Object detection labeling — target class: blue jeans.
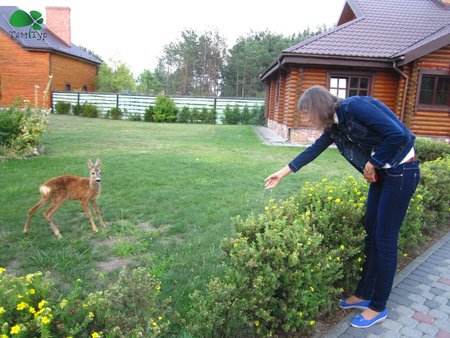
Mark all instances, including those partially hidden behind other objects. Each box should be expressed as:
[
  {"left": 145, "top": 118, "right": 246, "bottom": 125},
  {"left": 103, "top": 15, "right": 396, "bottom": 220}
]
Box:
[{"left": 355, "top": 160, "right": 420, "bottom": 312}]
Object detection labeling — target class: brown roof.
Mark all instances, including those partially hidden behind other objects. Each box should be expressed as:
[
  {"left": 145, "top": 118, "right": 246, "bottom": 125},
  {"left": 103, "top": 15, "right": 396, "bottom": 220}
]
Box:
[{"left": 261, "top": 0, "right": 450, "bottom": 81}]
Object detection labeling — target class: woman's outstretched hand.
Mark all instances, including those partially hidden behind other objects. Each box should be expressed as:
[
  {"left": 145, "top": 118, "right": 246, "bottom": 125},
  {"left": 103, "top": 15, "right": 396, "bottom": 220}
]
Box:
[{"left": 264, "top": 166, "right": 292, "bottom": 189}]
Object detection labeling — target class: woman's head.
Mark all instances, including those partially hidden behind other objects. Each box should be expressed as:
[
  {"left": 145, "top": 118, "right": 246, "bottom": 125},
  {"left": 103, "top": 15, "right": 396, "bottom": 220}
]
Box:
[{"left": 297, "top": 85, "right": 341, "bottom": 129}]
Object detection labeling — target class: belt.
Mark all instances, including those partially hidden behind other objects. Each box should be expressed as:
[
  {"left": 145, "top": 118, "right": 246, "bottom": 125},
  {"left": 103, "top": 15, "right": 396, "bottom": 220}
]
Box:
[{"left": 404, "top": 156, "right": 417, "bottom": 163}]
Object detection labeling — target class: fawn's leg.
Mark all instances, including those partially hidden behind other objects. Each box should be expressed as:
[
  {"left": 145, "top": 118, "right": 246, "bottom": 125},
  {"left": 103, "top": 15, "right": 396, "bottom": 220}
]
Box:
[
  {"left": 43, "top": 199, "right": 65, "bottom": 239},
  {"left": 80, "top": 200, "right": 98, "bottom": 232},
  {"left": 23, "top": 197, "right": 49, "bottom": 234},
  {"left": 91, "top": 199, "right": 107, "bottom": 228}
]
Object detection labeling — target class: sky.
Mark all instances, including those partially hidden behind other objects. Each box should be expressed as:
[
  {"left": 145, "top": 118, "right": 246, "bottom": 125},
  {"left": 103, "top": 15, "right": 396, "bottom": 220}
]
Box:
[{"left": 7, "top": 0, "right": 346, "bottom": 77}]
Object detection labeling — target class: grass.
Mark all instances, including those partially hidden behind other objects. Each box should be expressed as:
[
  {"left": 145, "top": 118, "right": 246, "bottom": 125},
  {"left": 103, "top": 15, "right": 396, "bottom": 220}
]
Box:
[{"left": 0, "top": 114, "right": 355, "bottom": 318}]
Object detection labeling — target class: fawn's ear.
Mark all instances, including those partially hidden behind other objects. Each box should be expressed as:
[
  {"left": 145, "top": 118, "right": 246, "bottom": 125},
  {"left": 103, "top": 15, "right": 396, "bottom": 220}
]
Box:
[
  {"left": 87, "top": 159, "right": 94, "bottom": 169},
  {"left": 95, "top": 158, "right": 101, "bottom": 167}
]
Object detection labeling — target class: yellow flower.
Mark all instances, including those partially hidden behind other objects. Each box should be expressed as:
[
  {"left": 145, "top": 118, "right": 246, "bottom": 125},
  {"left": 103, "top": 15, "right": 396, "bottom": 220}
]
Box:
[
  {"left": 340, "top": 245, "right": 345, "bottom": 250},
  {"left": 17, "top": 301, "right": 28, "bottom": 311},
  {"left": 26, "top": 274, "right": 34, "bottom": 284},
  {"left": 335, "top": 198, "right": 341, "bottom": 204},
  {"left": 322, "top": 178, "right": 328, "bottom": 183},
  {"left": 60, "top": 299, "right": 68, "bottom": 309},
  {"left": 255, "top": 320, "right": 260, "bottom": 327},
  {"left": 0, "top": 267, "right": 5, "bottom": 273},
  {"left": 152, "top": 322, "right": 158, "bottom": 327},
  {"left": 91, "top": 333, "right": 100, "bottom": 338},
  {"left": 327, "top": 196, "right": 333, "bottom": 201},
  {"left": 41, "top": 316, "right": 51, "bottom": 324},
  {"left": 0, "top": 307, "right": 5, "bottom": 315},
  {"left": 357, "top": 257, "right": 362, "bottom": 263},
  {"left": 29, "top": 306, "right": 36, "bottom": 314},
  {"left": 309, "top": 286, "right": 314, "bottom": 292},
  {"left": 10, "top": 324, "right": 21, "bottom": 334},
  {"left": 264, "top": 206, "right": 269, "bottom": 211},
  {"left": 310, "top": 320, "right": 316, "bottom": 326},
  {"left": 28, "top": 288, "right": 36, "bottom": 295},
  {"left": 158, "top": 316, "right": 163, "bottom": 320},
  {"left": 298, "top": 312, "right": 303, "bottom": 318},
  {"left": 38, "top": 300, "right": 46, "bottom": 309},
  {"left": 89, "top": 312, "right": 95, "bottom": 319},
  {"left": 403, "top": 253, "right": 408, "bottom": 257}
]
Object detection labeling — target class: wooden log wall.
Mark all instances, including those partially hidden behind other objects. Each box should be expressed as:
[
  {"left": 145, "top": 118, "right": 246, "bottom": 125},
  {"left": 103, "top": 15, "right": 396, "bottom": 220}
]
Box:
[
  {"left": 0, "top": 31, "right": 49, "bottom": 107},
  {"left": 51, "top": 54, "right": 98, "bottom": 93},
  {"left": 410, "top": 45, "right": 450, "bottom": 137}
]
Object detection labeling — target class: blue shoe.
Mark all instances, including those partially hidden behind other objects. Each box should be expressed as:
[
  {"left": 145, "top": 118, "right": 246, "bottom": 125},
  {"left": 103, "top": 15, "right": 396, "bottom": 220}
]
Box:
[
  {"left": 339, "top": 299, "right": 370, "bottom": 310},
  {"left": 350, "top": 309, "right": 388, "bottom": 328}
]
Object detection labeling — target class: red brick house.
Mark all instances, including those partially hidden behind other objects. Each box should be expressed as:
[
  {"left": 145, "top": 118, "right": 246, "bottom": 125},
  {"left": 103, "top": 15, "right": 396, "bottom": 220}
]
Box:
[
  {"left": 0, "top": 6, "right": 101, "bottom": 108},
  {"left": 260, "top": 0, "right": 450, "bottom": 142}
]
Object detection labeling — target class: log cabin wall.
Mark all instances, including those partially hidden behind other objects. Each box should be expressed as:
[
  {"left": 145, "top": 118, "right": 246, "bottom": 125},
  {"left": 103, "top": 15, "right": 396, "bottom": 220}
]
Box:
[
  {"left": 0, "top": 31, "right": 49, "bottom": 107},
  {"left": 50, "top": 53, "right": 98, "bottom": 93},
  {"left": 409, "top": 45, "right": 450, "bottom": 137}
]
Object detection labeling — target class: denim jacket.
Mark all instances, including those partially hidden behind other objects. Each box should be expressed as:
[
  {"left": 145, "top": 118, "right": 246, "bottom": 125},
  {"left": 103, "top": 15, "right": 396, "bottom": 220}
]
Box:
[{"left": 288, "top": 96, "right": 415, "bottom": 174}]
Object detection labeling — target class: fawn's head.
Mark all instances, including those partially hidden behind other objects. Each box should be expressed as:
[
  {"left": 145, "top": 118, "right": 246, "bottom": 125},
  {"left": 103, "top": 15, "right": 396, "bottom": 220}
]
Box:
[{"left": 87, "top": 158, "right": 102, "bottom": 183}]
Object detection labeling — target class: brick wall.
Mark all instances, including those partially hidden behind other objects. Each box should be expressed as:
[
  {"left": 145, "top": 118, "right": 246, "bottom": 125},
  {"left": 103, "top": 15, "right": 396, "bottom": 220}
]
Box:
[
  {"left": 51, "top": 54, "right": 98, "bottom": 93},
  {"left": 0, "top": 31, "right": 50, "bottom": 107}
]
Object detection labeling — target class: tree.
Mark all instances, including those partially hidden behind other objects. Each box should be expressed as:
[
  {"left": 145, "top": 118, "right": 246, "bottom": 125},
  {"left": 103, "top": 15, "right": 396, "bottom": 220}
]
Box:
[
  {"left": 221, "top": 26, "right": 330, "bottom": 97},
  {"left": 137, "top": 69, "right": 163, "bottom": 94},
  {"left": 158, "top": 29, "right": 227, "bottom": 96},
  {"left": 96, "top": 59, "right": 136, "bottom": 93}
]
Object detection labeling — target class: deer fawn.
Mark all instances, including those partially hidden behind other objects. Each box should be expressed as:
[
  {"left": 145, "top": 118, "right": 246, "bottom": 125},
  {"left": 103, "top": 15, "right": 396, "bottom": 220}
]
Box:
[{"left": 23, "top": 158, "right": 107, "bottom": 239}]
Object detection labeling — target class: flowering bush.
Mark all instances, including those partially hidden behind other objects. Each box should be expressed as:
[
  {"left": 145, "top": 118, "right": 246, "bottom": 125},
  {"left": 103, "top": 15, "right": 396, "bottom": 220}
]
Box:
[
  {"left": 0, "top": 267, "right": 173, "bottom": 338},
  {"left": 0, "top": 100, "right": 49, "bottom": 159},
  {"left": 186, "top": 161, "right": 449, "bottom": 337}
]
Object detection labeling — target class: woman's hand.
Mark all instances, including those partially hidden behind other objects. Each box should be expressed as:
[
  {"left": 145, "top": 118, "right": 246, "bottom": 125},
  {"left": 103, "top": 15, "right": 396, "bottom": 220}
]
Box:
[
  {"left": 363, "top": 161, "right": 378, "bottom": 183},
  {"left": 264, "top": 166, "right": 292, "bottom": 189}
]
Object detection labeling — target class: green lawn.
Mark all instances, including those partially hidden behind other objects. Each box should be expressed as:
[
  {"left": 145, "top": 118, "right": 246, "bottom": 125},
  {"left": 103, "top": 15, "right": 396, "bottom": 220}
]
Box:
[{"left": 0, "top": 114, "right": 355, "bottom": 314}]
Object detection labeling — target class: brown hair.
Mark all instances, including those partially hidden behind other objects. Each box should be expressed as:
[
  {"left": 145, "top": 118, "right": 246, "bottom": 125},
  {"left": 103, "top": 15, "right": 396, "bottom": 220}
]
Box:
[{"left": 297, "top": 85, "right": 341, "bottom": 130}]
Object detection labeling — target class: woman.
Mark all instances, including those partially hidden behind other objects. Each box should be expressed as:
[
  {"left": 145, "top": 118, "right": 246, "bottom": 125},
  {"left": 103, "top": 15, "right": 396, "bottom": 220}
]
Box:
[{"left": 265, "top": 86, "right": 420, "bottom": 329}]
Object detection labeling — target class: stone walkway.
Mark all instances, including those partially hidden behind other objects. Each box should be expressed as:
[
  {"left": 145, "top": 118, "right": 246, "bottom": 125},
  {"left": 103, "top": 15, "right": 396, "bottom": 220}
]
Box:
[{"left": 255, "top": 126, "right": 450, "bottom": 338}]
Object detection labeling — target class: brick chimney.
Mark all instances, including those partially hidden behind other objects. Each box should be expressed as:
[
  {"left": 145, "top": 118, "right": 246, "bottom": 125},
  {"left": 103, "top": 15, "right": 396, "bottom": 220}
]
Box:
[{"left": 45, "top": 7, "right": 71, "bottom": 46}]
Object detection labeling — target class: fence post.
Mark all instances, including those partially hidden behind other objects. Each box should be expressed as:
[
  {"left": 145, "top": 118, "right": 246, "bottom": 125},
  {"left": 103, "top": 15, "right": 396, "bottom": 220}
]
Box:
[
  {"left": 213, "top": 97, "right": 217, "bottom": 112},
  {"left": 77, "top": 92, "right": 80, "bottom": 106},
  {"left": 116, "top": 94, "right": 119, "bottom": 109}
]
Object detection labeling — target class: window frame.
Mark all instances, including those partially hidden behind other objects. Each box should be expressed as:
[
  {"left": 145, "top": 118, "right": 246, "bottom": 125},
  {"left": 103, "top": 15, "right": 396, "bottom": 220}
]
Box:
[
  {"left": 416, "top": 69, "right": 450, "bottom": 111},
  {"left": 327, "top": 71, "right": 374, "bottom": 99}
]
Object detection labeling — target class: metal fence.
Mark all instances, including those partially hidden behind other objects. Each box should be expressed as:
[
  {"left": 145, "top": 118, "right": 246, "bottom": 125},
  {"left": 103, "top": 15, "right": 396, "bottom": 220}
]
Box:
[{"left": 51, "top": 92, "right": 265, "bottom": 123}]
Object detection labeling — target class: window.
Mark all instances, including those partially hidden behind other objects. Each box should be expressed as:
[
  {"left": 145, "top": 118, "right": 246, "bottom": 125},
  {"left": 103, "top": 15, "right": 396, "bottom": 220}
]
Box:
[
  {"left": 418, "top": 74, "right": 449, "bottom": 106},
  {"left": 65, "top": 82, "right": 72, "bottom": 91},
  {"left": 82, "top": 85, "right": 88, "bottom": 92},
  {"left": 329, "top": 76, "right": 371, "bottom": 98}
]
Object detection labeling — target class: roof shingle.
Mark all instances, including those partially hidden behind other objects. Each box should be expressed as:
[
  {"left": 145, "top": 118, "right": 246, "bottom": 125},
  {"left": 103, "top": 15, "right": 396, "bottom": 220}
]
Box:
[{"left": 284, "top": 0, "right": 450, "bottom": 60}]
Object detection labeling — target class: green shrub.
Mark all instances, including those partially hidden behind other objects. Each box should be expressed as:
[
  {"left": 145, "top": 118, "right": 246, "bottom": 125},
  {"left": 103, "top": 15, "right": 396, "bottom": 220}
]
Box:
[
  {"left": 81, "top": 103, "right": 99, "bottom": 118},
  {"left": 240, "top": 105, "right": 251, "bottom": 125},
  {"left": 177, "top": 106, "right": 190, "bottom": 123},
  {"left": 186, "top": 165, "right": 450, "bottom": 337},
  {"left": 0, "top": 106, "right": 24, "bottom": 146},
  {"left": 250, "top": 104, "right": 266, "bottom": 125},
  {"left": 189, "top": 108, "right": 200, "bottom": 123},
  {"left": 144, "top": 105, "right": 154, "bottom": 122},
  {"left": 207, "top": 108, "right": 217, "bottom": 124},
  {"left": 416, "top": 156, "right": 450, "bottom": 229},
  {"left": 107, "top": 107, "right": 123, "bottom": 120},
  {"left": 0, "top": 267, "right": 174, "bottom": 337},
  {"left": 153, "top": 96, "right": 177, "bottom": 123},
  {"left": 72, "top": 103, "right": 83, "bottom": 116},
  {"left": 128, "top": 113, "right": 142, "bottom": 121},
  {"left": 223, "top": 104, "right": 240, "bottom": 125},
  {"left": 0, "top": 102, "right": 48, "bottom": 159},
  {"left": 415, "top": 137, "right": 450, "bottom": 162},
  {"left": 54, "top": 101, "right": 72, "bottom": 114}
]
